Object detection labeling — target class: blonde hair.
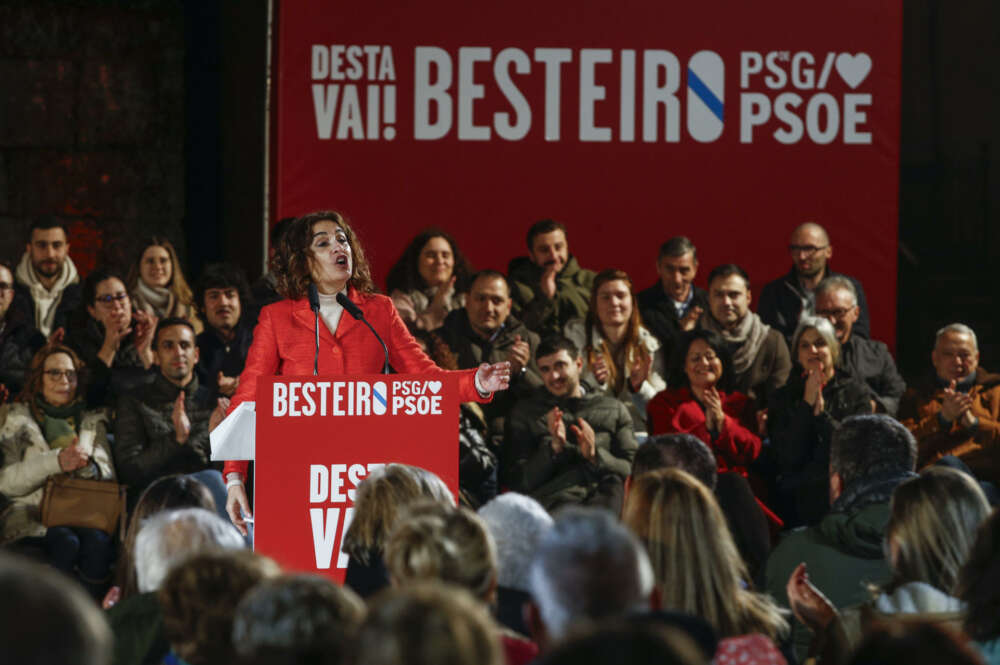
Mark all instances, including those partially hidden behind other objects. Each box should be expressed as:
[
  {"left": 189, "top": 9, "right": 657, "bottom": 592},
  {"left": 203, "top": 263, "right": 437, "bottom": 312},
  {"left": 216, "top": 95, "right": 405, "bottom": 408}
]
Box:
[
  {"left": 341, "top": 465, "right": 454, "bottom": 565},
  {"left": 385, "top": 501, "right": 497, "bottom": 601},
  {"left": 622, "top": 469, "right": 787, "bottom": 639},
  {"left": 886, "top": 466, "right": 990, "bottom": 594}
]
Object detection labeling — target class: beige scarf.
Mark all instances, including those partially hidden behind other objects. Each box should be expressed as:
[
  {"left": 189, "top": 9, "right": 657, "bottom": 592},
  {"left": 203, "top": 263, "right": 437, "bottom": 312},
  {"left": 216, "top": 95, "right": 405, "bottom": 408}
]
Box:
[{"left": 700, "top": 310, "right": 771, "bottom": 375}]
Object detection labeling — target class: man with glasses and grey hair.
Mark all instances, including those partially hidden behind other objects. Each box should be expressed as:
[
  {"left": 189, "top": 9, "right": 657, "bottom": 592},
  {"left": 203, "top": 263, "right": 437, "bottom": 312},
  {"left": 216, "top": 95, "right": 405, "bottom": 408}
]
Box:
[
  {"left": 900, "top": 323, "right": 1000, "bottom": 483},
  {"left": 758, "top": 222, "right": 871, "bottom": 344},
  {"left": 814, "top": 275, "right": 906, "bottom": 415}
]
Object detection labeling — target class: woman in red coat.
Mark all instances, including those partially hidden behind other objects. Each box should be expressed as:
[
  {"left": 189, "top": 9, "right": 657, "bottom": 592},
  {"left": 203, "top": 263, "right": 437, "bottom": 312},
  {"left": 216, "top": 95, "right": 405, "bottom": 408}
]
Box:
[
  {"left": 646, "top": 329, "right": 761, "bottom": 476},
  {"left": 223, "top": 211, "right": 510, "bottom": 533}
]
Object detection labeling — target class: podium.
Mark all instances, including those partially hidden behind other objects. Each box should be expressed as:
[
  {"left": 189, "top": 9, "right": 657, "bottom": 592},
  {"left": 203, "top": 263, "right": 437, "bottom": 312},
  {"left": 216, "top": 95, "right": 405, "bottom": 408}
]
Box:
[{"left": 215, "top": 373, "right": 460, "bottom": 582}]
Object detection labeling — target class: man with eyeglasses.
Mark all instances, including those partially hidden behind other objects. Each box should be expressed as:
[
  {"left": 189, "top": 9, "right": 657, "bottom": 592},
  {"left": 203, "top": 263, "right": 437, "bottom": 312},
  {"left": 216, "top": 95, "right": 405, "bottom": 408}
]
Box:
[
  {"left": 757, "top": 222, "right": 870, "bottom": 345},
  {"left": 815, "top": 276, "right": 905, "bottom": 416},
  {"left": 0, "top": 260, "right": 46, "bottom": 397},
  {"left": 13, "top": 216, "right": 82, "bottom": 340}
]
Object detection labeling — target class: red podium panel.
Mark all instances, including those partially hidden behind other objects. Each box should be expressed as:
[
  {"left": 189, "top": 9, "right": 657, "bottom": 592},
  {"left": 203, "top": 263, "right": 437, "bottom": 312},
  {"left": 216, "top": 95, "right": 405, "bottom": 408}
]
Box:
[{"left": 254, "top": 374, "right": 458, "bottom": 581}]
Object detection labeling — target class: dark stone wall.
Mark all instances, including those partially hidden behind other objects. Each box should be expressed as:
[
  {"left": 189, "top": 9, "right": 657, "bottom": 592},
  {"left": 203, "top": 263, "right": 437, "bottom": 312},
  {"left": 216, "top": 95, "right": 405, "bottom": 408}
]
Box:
[{"left": 0, "top": 1, "right": 185, "bottom": 276}]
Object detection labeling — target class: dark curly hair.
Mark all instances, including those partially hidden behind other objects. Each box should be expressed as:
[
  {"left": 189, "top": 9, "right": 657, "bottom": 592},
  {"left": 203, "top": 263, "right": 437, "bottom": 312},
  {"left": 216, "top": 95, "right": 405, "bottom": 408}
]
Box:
[
  {"left": 385, "top": 228, "right": 473, "bottom": 295},
  {"left": 272, "top": 211, "right": 377, "bottom": 300},
  {"left": 667, "top": 329, "right": 734, "bottom": 392},
  {"left": 194, "top": 262, "right": 253, "bottom": 324}
]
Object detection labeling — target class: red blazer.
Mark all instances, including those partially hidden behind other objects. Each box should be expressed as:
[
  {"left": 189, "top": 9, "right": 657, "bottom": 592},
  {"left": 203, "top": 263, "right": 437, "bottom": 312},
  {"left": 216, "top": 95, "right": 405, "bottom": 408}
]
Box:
[
  {"left": 646, "top": 387, "right": 762, "bottom": 475},
  {"left": 223, "top": 287, "right": 486, "bottom": 478}
]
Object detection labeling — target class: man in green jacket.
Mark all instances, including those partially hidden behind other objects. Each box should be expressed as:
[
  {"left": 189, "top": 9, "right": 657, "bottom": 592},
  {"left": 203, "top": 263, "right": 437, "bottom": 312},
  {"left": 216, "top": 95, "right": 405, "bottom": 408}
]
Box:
[
  {"left": 764, "top": 415, "right": 918, "bottom": 659},
  {"left": 507, "top": 219, "right": 596, "bottom": 338},
  {"left": 505, "top": 336, "right": 637, "bottom": 514}
]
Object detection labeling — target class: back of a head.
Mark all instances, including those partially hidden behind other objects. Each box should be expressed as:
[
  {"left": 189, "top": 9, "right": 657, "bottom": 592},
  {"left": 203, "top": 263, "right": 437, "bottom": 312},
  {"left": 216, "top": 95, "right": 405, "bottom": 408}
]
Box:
[
  {"left": 353, "top": 582, "right": 503, "bottom": 665},
  {"left": 233, "top": 574, "right": 366, "bottom": 665},
  {"left": 478, "top": 493, "right": 554, "bottom": 593},
  {"left": 529, "top": 506, "right": 653, "bottom": 640},
  {"left": 134, "top": 507, "right": 246, "bottom": 592},
  {"left": 0, "top": 552, "right": 112, "bottom": 665},
  {"left": 831, "top": 415, "right": 917, "bottom": 488},
  {"left": 160, "top": 550, "right": 281, "bottom": 665},
  {"left": 849, "top": 621, "right": 985, "bottom": 665},
  {"left": 534, "top": 621, "right": 703, "bottom": 665},
  {"left": 957, "top": 508, "right": 1000, "bottom": 643},
  {"left": 887, "top": 467, "right": 991, "bottom": 594},
  {"left": 631, "top": 435, "right": 718, "bottom": 490},
  {"left": 386, "top": 501, "right": 497, "bottom": 600},
  {"left": 342, "top": 464, "right": 455, "bottom": 564}
]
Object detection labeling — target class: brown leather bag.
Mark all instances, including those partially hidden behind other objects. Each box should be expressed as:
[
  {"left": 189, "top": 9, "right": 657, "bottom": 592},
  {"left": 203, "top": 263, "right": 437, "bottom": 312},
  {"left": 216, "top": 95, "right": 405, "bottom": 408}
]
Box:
[{"left": 39, "top": 475, "right": 127, "bottom": 537}]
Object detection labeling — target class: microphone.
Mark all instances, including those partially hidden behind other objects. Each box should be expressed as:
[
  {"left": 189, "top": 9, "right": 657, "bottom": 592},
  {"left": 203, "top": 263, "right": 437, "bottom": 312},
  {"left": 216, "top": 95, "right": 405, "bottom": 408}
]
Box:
[
  {"left": 336, "top": 292, "right": 392, "bottom": 374},
  {"left": 308, "top": 284, "right": 320, "bottom": 376}
]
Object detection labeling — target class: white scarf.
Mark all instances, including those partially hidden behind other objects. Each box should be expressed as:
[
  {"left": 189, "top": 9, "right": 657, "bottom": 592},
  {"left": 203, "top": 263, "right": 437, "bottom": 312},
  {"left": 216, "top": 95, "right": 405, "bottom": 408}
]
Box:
[{"left": 14, "top": 252, "right": 79, "bottom": 337}]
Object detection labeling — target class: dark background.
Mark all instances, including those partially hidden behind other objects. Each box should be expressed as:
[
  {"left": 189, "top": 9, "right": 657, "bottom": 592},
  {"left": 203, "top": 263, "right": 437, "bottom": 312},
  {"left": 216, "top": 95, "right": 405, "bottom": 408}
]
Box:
[{"left": 0, "top": 0, "right": 996, "bottom": 383}]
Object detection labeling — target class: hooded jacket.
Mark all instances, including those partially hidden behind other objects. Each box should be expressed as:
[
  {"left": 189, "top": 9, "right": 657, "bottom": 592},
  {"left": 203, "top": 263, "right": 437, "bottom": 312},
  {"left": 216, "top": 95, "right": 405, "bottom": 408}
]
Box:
[{"left": 507, "top": 255, "right": 595, "bottom": 338}]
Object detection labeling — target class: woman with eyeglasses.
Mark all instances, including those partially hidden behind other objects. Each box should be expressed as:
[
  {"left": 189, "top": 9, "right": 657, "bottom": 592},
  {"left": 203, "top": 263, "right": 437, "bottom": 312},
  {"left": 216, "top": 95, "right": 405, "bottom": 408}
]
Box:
[
  {"left": 767, "top": 316, "right": 871, "bottom": 527},
  {"left": 0, "top": 344, "right": 117, "bottom": 598},
  {"left": 66, "top": 268, "right": 156, "bottom": 407}
]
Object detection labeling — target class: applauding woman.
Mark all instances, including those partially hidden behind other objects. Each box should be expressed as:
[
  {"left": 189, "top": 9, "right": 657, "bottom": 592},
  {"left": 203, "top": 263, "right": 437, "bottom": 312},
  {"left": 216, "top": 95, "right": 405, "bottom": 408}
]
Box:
[
  {"left": 129, "top": 237, "right": 202, "bottom": 334},
  {"left": 222, "top": 212, "right": 509, "bottom": 534},
  {"left": 386, "top": 229, "right": 472, "bottom": 331}
]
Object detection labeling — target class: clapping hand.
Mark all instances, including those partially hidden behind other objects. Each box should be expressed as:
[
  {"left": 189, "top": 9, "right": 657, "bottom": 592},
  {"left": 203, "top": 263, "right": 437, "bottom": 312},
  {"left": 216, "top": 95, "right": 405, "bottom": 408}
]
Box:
[
  {"left": 507, "top": 335, "right": 531, "bottom": 375},
  {"left": 786, "top": 563, "right": 837, "bottom": 633},
  {"left": 568, "top": 417, "right": 596, "bottom": 460},
  {"left": 547, "top": 406, "right": 567, "bottom": 454},
  {"left": 57, "top": 438, "right": 90, "bottom": 472},
  {"left": 172, "top": 391, "right": 191, "bottom": 444},
  {"left": 629, "top": 353, "right": 653, "bottom": 392}
]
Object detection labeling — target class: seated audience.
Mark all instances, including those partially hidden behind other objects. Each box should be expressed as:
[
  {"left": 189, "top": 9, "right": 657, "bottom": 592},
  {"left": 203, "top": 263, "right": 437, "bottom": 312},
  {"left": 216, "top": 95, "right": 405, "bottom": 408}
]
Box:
[
  {"left": 899, "top": 323, "right": 1000, "bottom": 484},
  {"left": 700, "top": 264, "right": 791, "bottom": 406},
  {"left": 114, "top": 318, "right": 227, "bottom": 505},
  {"left": 787, "top": 467, "right": 991, "bottom": 662},
  {"left": 13, "top": 216, "right": 81, "bottom": 339},
  {"left": 0, "top": 260, "right": 45, "bottom": 397},
  {"left": 340, "top": 464, "right": 454, "bottom": 599},
  {"left": 0, "top": 344, "right": 116, "bottom": 597},
  {"left": 765, "top": 415, "right": 918, "bottom": 659},
  {"left": 435, "top": 270, "right": 542, "bottom": 444},
  {"left": 67, "top": 268, "right": 155, "bottom": 407},
  {"left": 815, "top": 275, "right": 906, "bottom": 415},
  {"left": 758, "top": 222, "right": 871, "bottom": 343},
  {"left": 159, "top": 550, "right": 281, "bottom": 665},
  {"left": 107, "top": 507, "right": 245, "bottom": 665},
  {"left": 564, "top": 269, "right": 666, "bottom": 437},
  {"left": 232, "top": 574, "right": 366, "bottom": 665},
  {"left": 251, "top": 217, "right": 295, "bottom": 311},
  {"left": 767, "top": 316, "right": 871, "bottom": 527},
  {"left": 636, "top": 236, "right": 708, "bottom": 364},
  {"left": 103, "top": 474, "right": 217, "bottom": 609},
  {"left": 533, "top": 621, "right": 704, "bottom": 665},
  {"left": 646, "top": 330, "right": 761, "bottom": 477},
  {"left": 387, "top": 228, "right": 472, "bottom": 331},
  {"left": 505, "top": 336, "right": 637, "bottom": 513},
  {"left": 508, "top": 219, "right": 596, "bottom": 338},
  {"left": 0, "top": 551, "right": 112, "bottom": 665},
  {"left": 194, "top": 262, "right": 255, "bottom": 400},
  {"left": 129, "top": 236, "right": 202, "bottom": 334},
  {"left": 478, "top": 493, "right": 554, "bottom": 636},
  {"left": 957, "top": 508, "right": 1000, "bottom": 665},
  {"left": 623, "top": 469, "right": 788, "bottom": 651},
  {"left": 526, "top": 506, "right": 656, "bottom": 649},
  {"left": 386, "top": 501, "right": 539, "bottom": 664},
  {"left": 849, "top": 622, "right": 987, "bottom": 665},
  {"left": 628, "top": 434, "right": 771, "bottom": 589},
  {"left": 352, "top": 583, "right": 504, "bottom": 665}
]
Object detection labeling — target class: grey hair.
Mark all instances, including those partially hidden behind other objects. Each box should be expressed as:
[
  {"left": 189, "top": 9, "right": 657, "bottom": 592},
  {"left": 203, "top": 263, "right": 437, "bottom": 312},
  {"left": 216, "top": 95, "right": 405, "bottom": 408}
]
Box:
[
  {"left": 528, "top": 507, "right": 654, "bottom": 640},
  {"left": 135, "top": 507, "right": 246, "bottom": 592},
  {"left": 831, "top": 415, "right": 917, "bottom": 488},
  {"left": 657, "top": 236, "right": 697, "bottom": 261},
  {"left": 814, "top": 275, "right": 858, "bottom": 306},
  {"left": 792, "top": 315, "right": 842, "bottom": 367},
  {"left": 477, "top": 493, "right": 554, "bottom": 593},
  {"left": 936, "top": 323, "right": 978, "bottom": 351}
]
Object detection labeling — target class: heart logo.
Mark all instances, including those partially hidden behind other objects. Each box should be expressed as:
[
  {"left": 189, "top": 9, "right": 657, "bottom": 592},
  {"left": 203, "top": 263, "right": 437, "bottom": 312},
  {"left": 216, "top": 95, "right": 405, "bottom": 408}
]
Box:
[
  {"left": 426, "top": 381, "right": 442, "bottom": 394},
  {"left": 835, "top": 53, "right": 871, "bottom": 89}
]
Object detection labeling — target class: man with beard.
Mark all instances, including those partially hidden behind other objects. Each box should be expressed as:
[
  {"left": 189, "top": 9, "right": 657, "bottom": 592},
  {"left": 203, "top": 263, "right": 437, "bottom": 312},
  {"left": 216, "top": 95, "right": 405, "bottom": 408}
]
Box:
[
  {"left": 195, "top": 263, "right": 255, "bottom": 400},
  {"left": 699, "top": 264, "right": 791, "bottom": 408},
  {"left": 758, "top": 223, "right": 870, "bottom": 344},
  {"left": 0, "top": 260, "right": 46, "bottom": 397},
  {"left": 13, "top": 217, "right": 82, "bottom": 339},
  {"left": 815, "top": 276, "right": 905, "bottom": 415},
  {"left": 506, "top": 336, "right": 637, "bottom": 513},
  {"left": 115, "top": 318, "right": 224, "bottom": 504},
  {"left": 508, "top": 220, "right": 596, "bottom": 338}
]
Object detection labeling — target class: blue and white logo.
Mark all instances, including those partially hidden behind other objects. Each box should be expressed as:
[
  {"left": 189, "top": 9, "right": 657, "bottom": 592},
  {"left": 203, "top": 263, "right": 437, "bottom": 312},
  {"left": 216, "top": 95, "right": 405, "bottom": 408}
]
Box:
[
  {"left": 687, "top": 50, "right": 724, "bottom": 143},
  {"left": 372, "top": 381, "right": 388, "bottom": 415}
]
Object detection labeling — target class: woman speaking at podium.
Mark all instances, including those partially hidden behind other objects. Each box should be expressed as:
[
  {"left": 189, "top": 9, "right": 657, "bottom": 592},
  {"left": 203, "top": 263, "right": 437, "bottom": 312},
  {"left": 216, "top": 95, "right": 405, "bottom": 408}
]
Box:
[{"left": 222, "top": 211, "right": 511, "bottom": 533}]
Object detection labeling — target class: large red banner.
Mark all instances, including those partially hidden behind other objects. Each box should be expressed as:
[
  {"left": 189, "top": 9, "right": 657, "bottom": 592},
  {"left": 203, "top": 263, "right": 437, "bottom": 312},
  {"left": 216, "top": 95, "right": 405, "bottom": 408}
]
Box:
[{"left": 273, "top": 1, "right": 901, "bottom": 345}]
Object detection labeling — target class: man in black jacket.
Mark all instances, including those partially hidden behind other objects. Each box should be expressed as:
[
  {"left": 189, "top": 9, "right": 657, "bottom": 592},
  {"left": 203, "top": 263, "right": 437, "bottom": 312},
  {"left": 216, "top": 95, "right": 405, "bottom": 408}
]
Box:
[
  {"left": 0, "top": 261, "right": 45, "bottom": 397},
  {"left": 195, "top": 263, "right": 256, "bottom": 401},
  {"left": 636, "top": 236, "right": 708, "bottom": 367},
  {"left": 758, "top": 222, "right": 870, "bottom": 343},
  {"left": 815, "top": 276, "right": 905, "bottom": 415}
]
